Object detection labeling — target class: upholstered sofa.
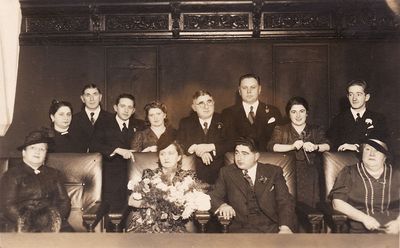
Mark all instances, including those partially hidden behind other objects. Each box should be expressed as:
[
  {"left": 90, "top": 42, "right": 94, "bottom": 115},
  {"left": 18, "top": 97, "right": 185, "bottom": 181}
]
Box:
[
  {"left": 320, "top": 151, "right": 359, "bottom": 232},
  {"left": 0, "top": 153, "right": 106, "bottom": 232},
  {"left": 224, "top": 152, "right": 324, "bottom": 233}
]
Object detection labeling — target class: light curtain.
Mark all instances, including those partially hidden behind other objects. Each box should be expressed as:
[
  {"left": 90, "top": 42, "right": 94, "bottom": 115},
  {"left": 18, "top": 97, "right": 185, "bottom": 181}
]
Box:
[{"left": 0, "top": 0, "right": 21, "bottom": 136}]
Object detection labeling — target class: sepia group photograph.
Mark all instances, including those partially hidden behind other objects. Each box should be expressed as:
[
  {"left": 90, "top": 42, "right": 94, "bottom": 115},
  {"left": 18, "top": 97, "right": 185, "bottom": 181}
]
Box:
[{"left": 0, "top": 0, "right": 399, "bottom": 247}]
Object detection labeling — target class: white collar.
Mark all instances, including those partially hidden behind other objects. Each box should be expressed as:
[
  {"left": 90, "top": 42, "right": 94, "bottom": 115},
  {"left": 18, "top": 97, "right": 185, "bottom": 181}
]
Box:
[
  {"left": 242, "top": 100, "right": 259, "bottom": 116},
  {"left": 243, "top": 163, "right": 258, "bottom": 184},
  {"left": 198, "top": 117, "right": 213, "bottom": 128},
  {"left": 350, "top": 107, "right": 366, "bottom": 120},
  {"left": 115, "top": 115, "right": 129, "bottom": 131},
  {"left": 85, "top": 106, "right": 101, "bottom": 121}
]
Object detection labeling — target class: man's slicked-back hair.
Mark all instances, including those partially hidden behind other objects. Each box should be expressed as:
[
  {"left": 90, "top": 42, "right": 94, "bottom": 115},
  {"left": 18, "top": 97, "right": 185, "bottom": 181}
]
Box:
[
  {"left": 81, "top": 83, "right": 101, "bottom": 95},
  {"left": 192, "top": 90, "right": 213, "bottom": 100},
  {"left": 239, "top": 73, "right": 261, "bottom": 86},
  {"left": 115, "top": 93, "right": 136, "bottom": 107},
  {"left": 235, "top": 136, "right": 258, "bottom": 152},
  {"left": 346, "top": 79, "right": 369, "bottom": 94}
]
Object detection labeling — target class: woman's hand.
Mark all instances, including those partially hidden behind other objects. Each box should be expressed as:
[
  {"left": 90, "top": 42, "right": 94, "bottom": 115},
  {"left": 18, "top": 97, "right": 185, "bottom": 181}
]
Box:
[
  {"left": 361, "top": 215, "right": 381, "bottom": 231},
  {"left": 292, "top": 140, "right": 304, "bottom": 150},
  {"left": 384, "top": 219, "right": 400, "bottom": 234},
  {"left": 303, "top": 142, "right": 318, "bottom": 152}
]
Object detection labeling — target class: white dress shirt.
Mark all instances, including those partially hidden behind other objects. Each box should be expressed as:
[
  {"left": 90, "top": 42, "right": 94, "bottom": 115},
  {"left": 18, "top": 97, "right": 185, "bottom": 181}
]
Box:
[
  {"left": 85, "top": 106, "right": 101, "bottom": 123},
  {"left": 115, "top": 115, "right": 130, "bottom": 131},
  {"left": 243, "top": 163, "right": 258, "bottom": 185},
  {"left": 242, "top": 100, "right": 259, "bottom": 118},
  {"left": 350, "top": 107, "right": 366, "bottom": 121}
]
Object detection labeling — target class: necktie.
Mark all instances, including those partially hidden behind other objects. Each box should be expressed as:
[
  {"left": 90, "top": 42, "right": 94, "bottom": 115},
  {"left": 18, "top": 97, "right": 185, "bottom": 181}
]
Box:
[
  {"left": 122, "top": 122, "right": 128, "bottom": 133},
  {"left": 203, "top": 122, "right": 208, "bottom": 135},
  {"left": 243, "top": 170, "right": 254, "bottom": 188},
  {"left": 356, "top": 113, "right": 361, "bottom": 123},
  {"left": 248, "top": 106, "right": 255, "bottom": 125},
  {"left": 90, "top": 112, "right": 95, "bottom": 125}
]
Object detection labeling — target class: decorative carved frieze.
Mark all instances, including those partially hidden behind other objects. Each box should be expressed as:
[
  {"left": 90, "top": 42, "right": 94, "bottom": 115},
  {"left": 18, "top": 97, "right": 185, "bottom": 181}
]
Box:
[
  {"left": 183, "top": 13, "right": 250, "bottom": 30},
  {"left": 25, "top": 16, "right": 90, "bottom": 33},
  {"left": 342, "top": 12, "right": 399, "bottom": 30},
  {"left": 105, "top": 15, "right": 169, "bottom": 32},
  {"left": 19, "top": 1, "right": 400, "bottom": 43},
  {"left": 263, "top": 13, "right": 331, "bottom": 29}
]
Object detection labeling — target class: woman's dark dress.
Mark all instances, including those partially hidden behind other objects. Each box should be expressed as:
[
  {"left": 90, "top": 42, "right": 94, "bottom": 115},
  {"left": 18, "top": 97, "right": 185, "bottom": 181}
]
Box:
[
  {"left": 267, "top": 123, "right": 329, "bottom": 207},
  {"left": 130, "top": 127, "right": 176, "bottom": 152},
  {"left": 330, "top": 163, "right": 400, "bottom": 233}
]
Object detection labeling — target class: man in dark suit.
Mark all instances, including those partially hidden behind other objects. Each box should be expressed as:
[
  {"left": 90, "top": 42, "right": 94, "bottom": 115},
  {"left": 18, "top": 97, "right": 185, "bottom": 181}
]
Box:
[
  {"left": 222, "top": 74, "right": 282, "bottom": 151},
  {"left": 209, "top": 137, "right": 295, "bottom": 233},
  {"left": 327, "top": 79, "right": 388, "bottom": 152},
  {"left": 90, "top": 93, "right": 145, "bottom": 210},
  {"left": 69, "top": 84, "right": 112, "bottom": 152},
  {"left": 177, "top": 90, "right": 231, "bottom": 184}
]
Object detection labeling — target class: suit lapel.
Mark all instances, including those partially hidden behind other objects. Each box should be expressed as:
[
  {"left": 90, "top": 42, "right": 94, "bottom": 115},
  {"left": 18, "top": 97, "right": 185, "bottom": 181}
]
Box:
[
  {"left": 237, "top": 104, "right": 252, "bottom": 126},
  {"left": 227, "top": 166, "right": 248, "bottom": 196},
  {"left": 254, "top": 164, "right": 272, "bottom": 199}
]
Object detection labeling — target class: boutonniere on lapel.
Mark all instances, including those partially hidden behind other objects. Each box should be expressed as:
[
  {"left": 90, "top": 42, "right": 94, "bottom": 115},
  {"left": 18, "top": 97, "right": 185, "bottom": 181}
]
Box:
[
  {"left": 258, "top": 176, "right": 268, "bottom": 184},
  {"left": 265, "top": 105, "right": 270, "bottom": 114},
  {"left": 216, "top": 122, "right": 223, "bottom": 129},
  {"left": 365, "top": 118, "right": 374, "bottom": 129}
]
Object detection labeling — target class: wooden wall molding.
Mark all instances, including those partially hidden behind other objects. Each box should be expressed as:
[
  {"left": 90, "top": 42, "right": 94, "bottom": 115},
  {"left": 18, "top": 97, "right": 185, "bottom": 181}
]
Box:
[{"left": 19, "top": 0, "right": 400, "bottom": 44}]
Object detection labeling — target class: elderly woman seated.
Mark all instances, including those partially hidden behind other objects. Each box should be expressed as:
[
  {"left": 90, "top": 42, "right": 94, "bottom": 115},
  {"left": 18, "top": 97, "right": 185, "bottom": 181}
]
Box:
[
  {"left": 330, "top": 133, "right": 399, "bottom": 234},
  {"left": 0, "top": 130, "right": 72, "bottom": 232}
]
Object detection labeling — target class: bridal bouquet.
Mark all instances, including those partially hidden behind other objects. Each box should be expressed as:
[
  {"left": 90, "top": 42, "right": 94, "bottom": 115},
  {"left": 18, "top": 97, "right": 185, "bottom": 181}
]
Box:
[{"left": 126, "top": 168, "right": 210, "bottom": 233}]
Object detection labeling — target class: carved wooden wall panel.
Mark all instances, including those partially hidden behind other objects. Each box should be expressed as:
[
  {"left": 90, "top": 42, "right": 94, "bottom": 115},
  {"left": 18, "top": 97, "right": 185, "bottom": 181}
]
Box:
[
  {"left": 19, "top": 0, "right": 400, "bottom": 44},
  {"left": 273, "top": 44, "right": 329, "bottom": 127},
  {"left": 158, "top": 42, "right": 273, "bottom": 128},
  {"left": 105, "top": 47, "right": 158, "bottom": 119}
]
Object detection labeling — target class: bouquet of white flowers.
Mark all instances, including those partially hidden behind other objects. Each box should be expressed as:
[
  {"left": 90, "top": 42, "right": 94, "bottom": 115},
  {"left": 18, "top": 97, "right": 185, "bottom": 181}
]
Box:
[{"left": 126, "top": 168, "right": 210, "bottom": 233}]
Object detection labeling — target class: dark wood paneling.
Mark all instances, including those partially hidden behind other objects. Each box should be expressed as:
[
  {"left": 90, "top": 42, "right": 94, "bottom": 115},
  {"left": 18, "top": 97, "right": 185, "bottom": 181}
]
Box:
[
  {"left": 273, "top": 44, "right": 329, "bottom": 127},
  {"left": 0, "top": 46, "right": 105, "bottom": 157},
  {"left": 0, "top": 41, "right": 399, "bottom": 157},
  {"left": 158, "top": 42, "right": 273, "bottom": 128},
  {"left": 105, "top": 47, "right": 158, "bottom": 119}
]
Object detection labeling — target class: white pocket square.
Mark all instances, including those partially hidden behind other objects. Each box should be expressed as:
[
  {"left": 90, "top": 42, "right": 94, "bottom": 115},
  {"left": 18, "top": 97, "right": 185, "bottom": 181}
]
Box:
[
  {"left": 267, "top": 117, "right": 276, "bottom": 124},
  {"left": 270, "top": 185, "right": 275, "bottom": 192},
  {"left": 367, "top": 125, "right": 374, "bottom": 129}
]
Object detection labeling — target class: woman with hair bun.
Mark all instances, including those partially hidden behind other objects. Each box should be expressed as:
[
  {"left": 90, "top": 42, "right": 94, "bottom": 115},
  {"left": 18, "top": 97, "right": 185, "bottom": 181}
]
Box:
[{"left": 45, "top": 99, "right": 85, "bottom": 153}]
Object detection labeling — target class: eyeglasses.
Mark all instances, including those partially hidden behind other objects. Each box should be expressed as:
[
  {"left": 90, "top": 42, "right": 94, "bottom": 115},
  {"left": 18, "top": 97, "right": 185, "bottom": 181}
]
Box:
[
  {"left": 196, "top": 99, "right": 214, "bottom": 108},
  {"left": 27, "top": 146, "right": 47, "bottom": 152}
]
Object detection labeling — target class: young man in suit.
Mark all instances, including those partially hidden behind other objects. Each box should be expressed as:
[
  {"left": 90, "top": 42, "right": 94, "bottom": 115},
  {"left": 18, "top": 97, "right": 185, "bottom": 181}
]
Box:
[
  {"left": 69, "top": 84, "right": 112, "bottom": 152},
  {"left": 177, "top": 90, "right": 231, "bottom": 184},
  {"left": 327, "top": 79, "right": 388, "bottom": 152},
  {"left": 209, "top": 137, "right": 295, "bottom": 233},
  {"left": 222, "top": 74, "right": 282, "bottom": 151},
  {"left": 90, "top": 93, "right": 145, "bottom": 210}
]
